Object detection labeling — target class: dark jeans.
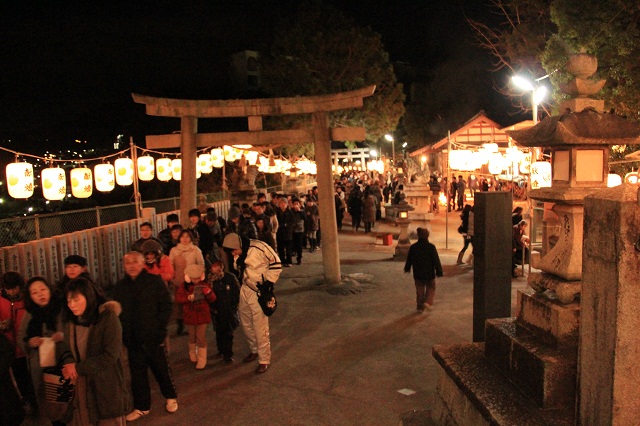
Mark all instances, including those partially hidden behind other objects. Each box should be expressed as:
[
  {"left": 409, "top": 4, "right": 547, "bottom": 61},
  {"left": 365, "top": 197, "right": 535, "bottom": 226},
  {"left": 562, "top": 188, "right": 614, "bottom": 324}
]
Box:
[
  {"left": 336, "top": 209, "right": 344, "bottom": 230},
  {"left": 214, "top": 319, "right": 235, "bottom": 360},
  {"left": 277, "top": 236, "right": 293, "bottom": 265},
  {"left": 414, "top": 279, "right": 436, "bottom": 309},
  {"left": 128, "top": 344, "right": 177, "bottom": 411},
  {"left": 292, "top": 232, "right": 304, "bottom": 263}
]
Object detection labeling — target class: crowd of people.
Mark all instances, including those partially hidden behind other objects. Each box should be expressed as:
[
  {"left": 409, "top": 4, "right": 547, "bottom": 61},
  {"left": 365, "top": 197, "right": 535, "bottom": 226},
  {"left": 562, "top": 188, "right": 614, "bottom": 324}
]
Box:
[{"left": 1, "top": 172, "right": 532, "bottom": 425}]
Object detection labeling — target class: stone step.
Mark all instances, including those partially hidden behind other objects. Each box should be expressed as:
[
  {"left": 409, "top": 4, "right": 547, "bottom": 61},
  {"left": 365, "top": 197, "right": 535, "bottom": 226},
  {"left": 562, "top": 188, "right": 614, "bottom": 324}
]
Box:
[
  {"left": 484, "top": 318, "right": 577, "bottom": 409},
  {"left": 432, "top": 343, "right": 574, "bottom": 426},
  {"left": 516, "top": 290, "right": 580, "bottom": 349}
]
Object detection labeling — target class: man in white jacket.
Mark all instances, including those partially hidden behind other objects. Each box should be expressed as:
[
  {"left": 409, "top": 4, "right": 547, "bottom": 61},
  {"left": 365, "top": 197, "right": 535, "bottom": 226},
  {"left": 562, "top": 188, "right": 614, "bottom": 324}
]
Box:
[{"left": 222, "top": 233, "right": 282, "bottom": 374}]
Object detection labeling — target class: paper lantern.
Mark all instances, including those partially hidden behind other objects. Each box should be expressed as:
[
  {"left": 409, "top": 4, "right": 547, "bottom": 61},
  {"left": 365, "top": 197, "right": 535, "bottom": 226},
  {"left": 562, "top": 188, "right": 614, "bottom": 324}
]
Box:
[
  {"left": 607, "top": 174, "right": 622, "bottom": 187},
  {"left": 114, "top": 158, "right": 134, "bottom": 186},
  {"left": 70, "top": 167, "right": 93, "bottom": 198},
  {"left": 482, "top": 143, "right": 499, "bottom": 153},
  {"left": 172, "top": 159, "right": 182, "bottom": 181},
  {"left": 198, "top": 154, "right": 213, "bottom": 174},
  {"left": 211, "top": 148, "right": 224, "bottom": 168},
  {"left": 6, "top": 162, "right": 34, "bottom": 199},
  {"left": 137, "top": 155, "right": 155, "bottom": 181},
  {"left": 94, "top": 164, "right": 115, "bottom": 192},
  {"left": 223, "top": 146, "right": 236, "bottom": 162},
  {"left": 519, "top": 153, "right": 532, "bottom": 174},
  {"left": 245, "top": 151, "right": 259, "bottom": 166},
  {"left": 41, "top": 167, "right": 66, "bottom": 200},
  {"left": 624, "top": 172, "right": 638, "bottom": 184},
  {"left": 488, "top": 153, "right": 507, "bottom": 175},
  {"left": 530, "top": 161, "right": 552, "bottom": 189},
  {"left": 156, "top": 158, "right": 172, "bottom": 181}
]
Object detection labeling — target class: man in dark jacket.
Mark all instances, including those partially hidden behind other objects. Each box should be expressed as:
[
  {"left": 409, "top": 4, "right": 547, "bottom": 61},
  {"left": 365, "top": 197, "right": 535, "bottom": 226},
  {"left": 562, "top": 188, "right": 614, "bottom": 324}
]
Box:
[
  {"left": 158, "top": 214, "right": 180, "bottom": 255},
  {"left": 111, "top": 251, "right": 178, "bottom": 421},
  {"left": 404, "top": 228, "right": 443, "bottom": 312},
  {"left": 275, "top": 198, "right": 295, "bottom": 267}
]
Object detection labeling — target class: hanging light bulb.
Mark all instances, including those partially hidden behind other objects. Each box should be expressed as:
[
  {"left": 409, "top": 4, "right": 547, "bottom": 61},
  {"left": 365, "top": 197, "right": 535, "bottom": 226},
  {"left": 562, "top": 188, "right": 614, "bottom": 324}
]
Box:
[
  {"left": 137, "top": 155, "right": 155, "bottom": 181},
  {"left": 70, "top": 166, "right": 93, "bottom": 198},
  {"left": 6, "top": 161, "right": 34, "bottom": 199},
  {"left": 114, "top": 158, "right": 134, "bottom": 186},
  {"left": 94, "top": 163, "right": 115, "bottom": 192},
  {"left": 172, "top": 159, "right": 182, "bottom": 181},
  {"left": 41, "top": 167, "right": 66, "bottom": 201},
  {"left": 156, "top": 158, "right": 172, "bottom": 181}
]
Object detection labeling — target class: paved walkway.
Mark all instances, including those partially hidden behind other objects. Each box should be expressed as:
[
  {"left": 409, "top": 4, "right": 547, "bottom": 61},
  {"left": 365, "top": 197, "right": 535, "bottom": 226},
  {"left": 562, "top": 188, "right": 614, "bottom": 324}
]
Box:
[{"left": 25, "top": 208, "right": 529, "bottom": 425}]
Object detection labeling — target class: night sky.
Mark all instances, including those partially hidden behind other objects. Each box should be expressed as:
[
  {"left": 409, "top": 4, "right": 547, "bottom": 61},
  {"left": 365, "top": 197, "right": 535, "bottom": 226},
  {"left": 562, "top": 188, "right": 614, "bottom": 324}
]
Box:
[{"left": 0, "top": 0, "right": 509, "bottom": 150}]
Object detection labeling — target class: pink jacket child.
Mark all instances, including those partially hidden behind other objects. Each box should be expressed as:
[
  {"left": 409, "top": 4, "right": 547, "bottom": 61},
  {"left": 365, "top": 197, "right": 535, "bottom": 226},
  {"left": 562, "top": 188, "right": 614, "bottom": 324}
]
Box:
[{"left": 175, "top": 264, "right": 216, "bottom": 369}]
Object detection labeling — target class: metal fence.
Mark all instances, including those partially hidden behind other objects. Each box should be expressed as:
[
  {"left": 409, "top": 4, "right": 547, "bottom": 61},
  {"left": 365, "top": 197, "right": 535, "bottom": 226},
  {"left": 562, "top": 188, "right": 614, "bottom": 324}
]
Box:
[{"left": 0, "top": 178, "right": 316, "bottom": 248}]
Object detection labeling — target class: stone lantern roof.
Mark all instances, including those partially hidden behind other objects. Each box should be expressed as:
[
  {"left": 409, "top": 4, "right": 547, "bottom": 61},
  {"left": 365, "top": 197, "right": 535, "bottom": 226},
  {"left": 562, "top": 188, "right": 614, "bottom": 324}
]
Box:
[{"left": 506, "top": 108, "right": 640, "bottom": 148}]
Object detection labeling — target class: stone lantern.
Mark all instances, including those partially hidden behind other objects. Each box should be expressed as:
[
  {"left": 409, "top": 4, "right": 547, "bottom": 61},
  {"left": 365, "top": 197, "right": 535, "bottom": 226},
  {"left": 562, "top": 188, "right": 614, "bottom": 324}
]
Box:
[{"left": 393, "top": 199, "right": 414, "bottom": 259}]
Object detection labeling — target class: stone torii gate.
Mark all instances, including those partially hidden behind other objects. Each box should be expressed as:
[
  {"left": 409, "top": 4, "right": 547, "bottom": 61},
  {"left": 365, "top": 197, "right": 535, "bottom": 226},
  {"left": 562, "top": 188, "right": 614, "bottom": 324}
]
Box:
[{"left": 132, "top": 86, "right": 375, "bottom": 284}]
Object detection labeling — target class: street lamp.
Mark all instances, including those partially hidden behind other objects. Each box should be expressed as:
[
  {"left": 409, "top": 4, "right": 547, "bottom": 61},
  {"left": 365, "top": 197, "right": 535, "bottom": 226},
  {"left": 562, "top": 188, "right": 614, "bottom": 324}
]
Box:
[
  {"left": 511, "top": 75, "right": 547, "bottom": 125},
  {"left": 385, "top": 134, "right": 396, "bottom": 165}
]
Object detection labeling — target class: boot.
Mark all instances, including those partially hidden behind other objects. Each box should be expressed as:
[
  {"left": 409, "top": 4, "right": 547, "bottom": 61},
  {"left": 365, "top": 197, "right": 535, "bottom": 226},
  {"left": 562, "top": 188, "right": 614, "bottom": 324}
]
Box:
[
  {"left": 456, "top": 251, "right": 464, "bottom": 265},
  {"left": 310, "top": 239, "right": 316, "bottom": 253},
  {"left": 195, "top": 346, "right": 207, "bottom": 370},
  {"left": 188, "top": 343, "right": 197, "bottom": 363}
]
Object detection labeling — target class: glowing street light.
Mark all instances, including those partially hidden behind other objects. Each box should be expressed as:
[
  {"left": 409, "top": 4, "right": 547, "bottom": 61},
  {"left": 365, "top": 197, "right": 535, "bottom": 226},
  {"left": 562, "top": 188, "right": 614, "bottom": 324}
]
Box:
[
  {"left": 511, "top": 75, "right": 547, "bottom": 125},
  {"left": 385, "top": 134, "right": 396, "bottom": 165}
]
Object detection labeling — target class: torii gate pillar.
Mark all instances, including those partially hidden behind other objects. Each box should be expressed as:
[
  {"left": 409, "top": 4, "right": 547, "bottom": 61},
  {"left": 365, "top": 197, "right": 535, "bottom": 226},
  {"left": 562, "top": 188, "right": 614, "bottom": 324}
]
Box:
[
  {"left": 313, "top": 111, "right": 340, "bottom": 284},
  {"left": 180, "top": 116, "right": 197, "bottom": 225}
]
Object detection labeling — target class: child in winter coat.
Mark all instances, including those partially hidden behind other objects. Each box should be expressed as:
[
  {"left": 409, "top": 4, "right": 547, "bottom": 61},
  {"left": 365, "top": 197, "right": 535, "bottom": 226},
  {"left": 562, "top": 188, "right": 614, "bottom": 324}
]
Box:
[
  {"left": 207, "top": 260, "right": 240, "bottom": 364},
  {"left": 175, "top": 264, "right": 216, "bottom": 369}
]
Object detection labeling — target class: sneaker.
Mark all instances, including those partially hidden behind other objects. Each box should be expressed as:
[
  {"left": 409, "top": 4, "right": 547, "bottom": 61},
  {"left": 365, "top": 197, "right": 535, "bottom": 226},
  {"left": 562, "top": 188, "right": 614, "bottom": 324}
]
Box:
[
  {"left": 166, "top": 399, "right": 178, "bottom": 413},
  {"left": 125, "top": 409, "right": 150, "bottom": 421}
]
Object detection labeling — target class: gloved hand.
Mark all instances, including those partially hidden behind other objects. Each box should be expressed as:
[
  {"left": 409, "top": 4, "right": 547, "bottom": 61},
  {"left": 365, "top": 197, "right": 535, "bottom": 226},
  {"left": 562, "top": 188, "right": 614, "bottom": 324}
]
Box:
[{"left": 202, "top": 287, "right": 212, "bottom": 296}]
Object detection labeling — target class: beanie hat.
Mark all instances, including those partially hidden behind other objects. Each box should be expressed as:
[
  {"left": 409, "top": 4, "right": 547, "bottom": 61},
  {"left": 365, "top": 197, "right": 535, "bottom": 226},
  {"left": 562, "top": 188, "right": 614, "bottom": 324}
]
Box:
[
  {"left": 228, "top": 206, "right": 241, "bottom": 221},
  {"left": 222, "top": 233, "right": 242, "bottom": 250},
  {"left": 184, "top": 264, "right": 205, "bottom": 282},
  {"left": 64, "top": 255, "right": 87, "bottom": 267},
  {"left": 141, "top": 239, "right": 162, "bottom": 254}
]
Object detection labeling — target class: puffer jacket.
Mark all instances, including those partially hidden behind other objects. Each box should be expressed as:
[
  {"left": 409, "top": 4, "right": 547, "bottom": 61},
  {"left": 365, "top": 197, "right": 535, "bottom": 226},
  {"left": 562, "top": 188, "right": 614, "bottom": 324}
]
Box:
[
  {"left": 239, "top": 239, "right": 282, "bottom": 291},
  {"left": 175, "top": 280, "right": 216, "bottom": 325}
]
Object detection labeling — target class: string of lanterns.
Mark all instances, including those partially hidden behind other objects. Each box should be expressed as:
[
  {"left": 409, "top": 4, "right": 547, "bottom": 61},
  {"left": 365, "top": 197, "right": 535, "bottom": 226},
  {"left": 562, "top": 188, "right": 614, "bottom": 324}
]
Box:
[
  {"left": 448, "top": 142, "right": 552, "bottom": 189},
  {"left": 3, "top": 144, "right": 318, "bottom": 200}
]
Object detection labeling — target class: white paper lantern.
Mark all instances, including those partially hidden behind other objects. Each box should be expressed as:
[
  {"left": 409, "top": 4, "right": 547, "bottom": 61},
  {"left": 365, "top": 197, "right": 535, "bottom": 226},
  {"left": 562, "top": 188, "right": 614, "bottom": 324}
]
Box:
[
  {"left": 607, "top": 174, "right": 622, "bottom": 187},
  {"left": 70, "top": 167, "right": 93, "bottom": 198},
  {"left": 482, "top": 143, "right": 499, "bottom": 153},
  {"left": 156, "top": 158, "right": 172, "bottom": 181},
  {"left": 519, "top": 153, "right": 532, "bottom": 174},
  {"left": 6, "top": 162, "right": 34, "bottom": 199},
  {"left": 94, "top": 164, "right": 115, "bottom": 192},
  {"left": 171, "top": 159, "right": 182, "bottom": 181},
  {"left": 211, "top": 148, "right": 224, "bottom": 168},
  {"left": 41, "top": 167, "right": 66, "bottom": 200},
  {"left": 198, "top": 154, "right": 213, "bottom": 174},
  {"left": 114, "top": 158, "right": 134, "bottom": 186},
  {"left": 488, "top": 153, "right": 507, "bottom": 175},
  {"left": 530, "top": 161, "right": 552, "bottom": 189},
  {"left": 624, "top": 172, "right": 638, "bottom": 184},
  {"left": 245, "top": 151, "right": 259, "bottom": 166},
  {"left": 137, "top": 155, "right": 155, "bottom": 181}
]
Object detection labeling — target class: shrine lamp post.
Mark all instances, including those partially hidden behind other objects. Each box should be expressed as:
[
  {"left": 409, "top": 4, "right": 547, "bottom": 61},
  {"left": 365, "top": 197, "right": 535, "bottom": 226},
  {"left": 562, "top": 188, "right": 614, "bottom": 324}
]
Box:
[
  {"left": 511, "top": 75, "right": 547, "bottom": 125},
  {"left": 385, "top": 133, "right": 396, "bottom": 166}
]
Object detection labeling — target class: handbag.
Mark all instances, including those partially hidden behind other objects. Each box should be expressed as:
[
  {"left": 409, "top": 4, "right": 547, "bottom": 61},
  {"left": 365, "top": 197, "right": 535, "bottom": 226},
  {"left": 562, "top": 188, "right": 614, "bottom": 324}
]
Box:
[
  {"left": 256, "top": 275, "right": 277, "bottom": 317},
  {"left": 42, "top": 366, "right": 75, "bottom": 422}
]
